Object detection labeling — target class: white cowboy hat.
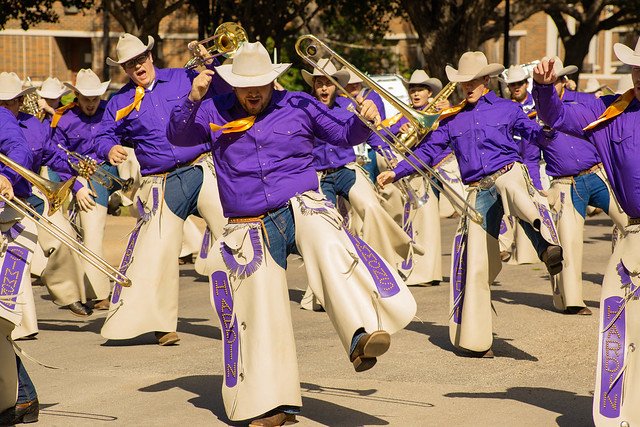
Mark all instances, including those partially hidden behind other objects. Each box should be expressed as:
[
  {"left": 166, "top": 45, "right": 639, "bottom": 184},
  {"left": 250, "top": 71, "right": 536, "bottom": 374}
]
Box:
[
  {"left": 215, "top": 42, "right": 291, "bottom": 88},
  {"left": 615, "top": 74, "right": 633, "bottom": 94},
  {"left": 106, "top": 33, "right": 154, "bottom": 66},
  {"left": 37, "top": 77, "right": 71, "bottom": 99},
  {"left": 0, "top": 72, "right": 36, "bottom": 101},
  {"left": 402, "top": 69, "right": 443, "bottom": 93},
  {"left": 583, "top": 77, "right": 605, "bottom": 94},
  {"left": 64, "top": 69, "right": 110, "bottom": 97},
  {"left": 613, "top": 38, "right": 640, "bottom": 67},
  {"left": 541, "top": 56, "right": 578, "bottom": 79},
  {"left": 445, "top": 51, "right": 504, "bottom": 83},
  {"left": 499, "top": 64, "right": 529, "bottom": 84},
  {"left": 302, "top": 58, "right": 350, "bottom": 88},
  {"left": 342, "top": 67, "right": 363, "bottom": 85}
]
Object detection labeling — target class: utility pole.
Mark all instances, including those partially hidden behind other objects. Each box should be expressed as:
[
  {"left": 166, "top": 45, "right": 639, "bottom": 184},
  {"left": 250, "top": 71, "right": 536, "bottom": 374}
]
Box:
[
  {"left": 503, "top": 0, "right": 510, "bottom": 67},
  {"left": 103, "top": 0, "right": 111, "bottom": 82}
]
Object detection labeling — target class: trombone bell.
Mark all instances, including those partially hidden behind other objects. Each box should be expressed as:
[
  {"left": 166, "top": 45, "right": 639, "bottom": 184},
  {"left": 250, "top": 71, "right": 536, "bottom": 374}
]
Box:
[{"left": 185, "top": 22, "right": 247, "bottom": 69}]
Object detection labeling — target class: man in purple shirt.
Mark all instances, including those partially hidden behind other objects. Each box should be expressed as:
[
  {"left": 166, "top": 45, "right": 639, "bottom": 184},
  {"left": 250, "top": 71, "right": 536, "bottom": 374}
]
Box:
[
  {"left": 168, "top": 42, "right": 417, "bottom": 426},
  {"left": 95, "top": 34, "right": 229, "bottom": 346},
  {"left": 533, "top": 40, "right": 640, "bottom": 425},
  {"left": 378, "top": 51, "right": 563, "bottom": 357}
]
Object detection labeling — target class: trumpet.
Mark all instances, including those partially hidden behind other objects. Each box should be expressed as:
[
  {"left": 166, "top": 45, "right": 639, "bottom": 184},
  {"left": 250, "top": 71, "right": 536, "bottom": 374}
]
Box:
[
  {"left": 184, "top": 22, "right": 247, "bottom": 69},
  {"left": 295, "top": 35, "right": 482, "bottom": 223},
  {"left": 57, "top": 144, "right": 133, "bottom": 192},
  {"left": 0, "top": 153, "right": 132, "bottom": 288},
  {"left": 20, "top": 77, "right": 45, "bottom": 121}
]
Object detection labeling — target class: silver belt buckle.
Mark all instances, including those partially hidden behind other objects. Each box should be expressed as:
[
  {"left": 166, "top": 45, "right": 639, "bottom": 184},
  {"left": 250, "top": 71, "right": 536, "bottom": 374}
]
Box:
[{"left": 478, "top": 175, "right": 495, "bottom": 190}]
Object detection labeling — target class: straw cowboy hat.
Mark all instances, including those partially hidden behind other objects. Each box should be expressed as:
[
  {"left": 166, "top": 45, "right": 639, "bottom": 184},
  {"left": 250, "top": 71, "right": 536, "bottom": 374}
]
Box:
[
  {"left": 499, "top": 64, "right": 529, "bottom": 84},
  {"left": 614, "top": 38, "right": 640, "bottom": 66},
  {"left": 615, "top": 74, "right": 633, "bottom": 94},
  {"left": 445, "top": 51, "right": 504, "bottom": 83},
  {"left": 403, "top": 70, "right": 443, "bottom": 93},
  {"left": 64, "top": 69, "right": 110, "bottom": 97},
  {"left": 342, "top": 67, "right": 363, "bottom": 85},
  {"left": 0, "top": 72, "right": 36, "bottom": 101},
  {"left": 37, "top": 77, "right": 70, "bottom": 99},
  {"left": 302, "top": 58, "right": 350, "bottom": 88},
  {"left": 583, "top": 77, "right": 605, "bottom": 94},
  {"left": 106, "top": 33, "right": 154, "bottom": 66},
  {"left": 215, "top": 42, "right": 291, "bottom": 88}
]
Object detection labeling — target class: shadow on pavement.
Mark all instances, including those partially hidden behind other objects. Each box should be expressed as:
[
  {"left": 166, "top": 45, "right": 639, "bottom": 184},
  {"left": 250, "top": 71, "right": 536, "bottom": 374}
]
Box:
[
  {"left": 139, "top": 375, "right": 396, "bottom": 425},
  {"left": 37, "top": 318, "right": 104, "bottom": 334},
  {"left": 179, "top": 267, "right": 209, "bottom": 282},
  {"left": 177, "top": 317, "right": 221, "bottom": 340},
  {"left": 582, "top": 272, "right": 604, "bottom": 286},
  {"left": 39, "top": 402, "right": 119, "bottom": 422},
  {"left": 444, "top": 387, "right": 594, "bottom": 427}
]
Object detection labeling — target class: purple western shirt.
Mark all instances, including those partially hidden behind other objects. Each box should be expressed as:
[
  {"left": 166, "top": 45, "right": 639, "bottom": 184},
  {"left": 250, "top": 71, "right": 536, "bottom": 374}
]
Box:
[
  {"left": 94, "top": 66, "right": 231, "bottom": 175},
  {"left": 168, "top": 90, "right": 371, "bottom": 217},
  {"left": 510, "top": 93, "right": 542, "bottom": 189},
  {"left": 533, "top": 82, "right": 640, "bottom": 216},
  {"left": 52, "top": 101, "right": 107, "bottom": 161},
  {"left": 388, "top": 113, "right": 453, "bottom": 167},
  {"left": 0, "top": 109, "right": 34, "bottom": 198},
  {"left": 393, "top": 91, "right": 537, "bottom": 184}
]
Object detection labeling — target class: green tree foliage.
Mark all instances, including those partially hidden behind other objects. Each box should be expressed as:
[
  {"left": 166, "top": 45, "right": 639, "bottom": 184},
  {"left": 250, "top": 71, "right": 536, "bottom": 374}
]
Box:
[{"left": 0, "top": 0, "right": 93, "bottom": 30}]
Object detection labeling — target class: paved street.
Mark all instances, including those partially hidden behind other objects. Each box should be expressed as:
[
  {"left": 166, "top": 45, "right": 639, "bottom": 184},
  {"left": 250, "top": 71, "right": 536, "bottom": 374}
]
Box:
[{"left": 18, "top": 214, "right": 612, "bottom": 426}]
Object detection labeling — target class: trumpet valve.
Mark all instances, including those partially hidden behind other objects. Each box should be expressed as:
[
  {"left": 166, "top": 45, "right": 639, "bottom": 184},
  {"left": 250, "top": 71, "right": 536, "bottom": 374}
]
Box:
[{"left": 187, "top": 41, "right": 199, "bottom": 52}]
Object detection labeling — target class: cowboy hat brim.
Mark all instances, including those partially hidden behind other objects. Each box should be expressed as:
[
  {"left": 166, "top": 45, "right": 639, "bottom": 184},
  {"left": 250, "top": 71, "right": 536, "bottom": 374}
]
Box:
[
  {"left": 36, "top": 87, "right": 71, "bottom": 99},
  {"left": 215, "top": 63, "right": 292, "bottom": 88},
  {"left": 445, "top": 64, "right": 505, "bottom": 83},
  {"left": 64, "top": 81, "right": 110, "bottom": 97},
  {"left": 0, "top": 87, "right": 36, "bottom": 101},
  {"left": 402, "top": 77, "right": 443, "bottom": 93},
  {"left": 556, "top": 65, "right": 578, "bottom": 78},
  {"left": 106, "top": 36, "right": 155, "bottom": 67},
  {"left": 613, "top": 43, "right": 640, "bottom": 67},
  {"left": 302, "top": 69, "right": 350, "bottom": 89}
]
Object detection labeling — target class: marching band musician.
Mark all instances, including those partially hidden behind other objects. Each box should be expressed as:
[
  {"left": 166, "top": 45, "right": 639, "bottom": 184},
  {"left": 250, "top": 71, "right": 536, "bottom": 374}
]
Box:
[
  {"left": 532, "top": 39, "right": 640, "bottom": 425},
  {"left": 95, "top": 33, "right": 229, "bottom": 346},
  {"left": 50, "top": 68, "right": 119, "bottom": 311},
  {"left": 36, "top": 77, "right": 71, "bottom": 126},
  {"left": 529, "top": 58, "right": 627, "bottom": 316},
  {"left": 168, "top": 42, "right": 416, "bottom": 427},
  {"left": 1, "top": 72, "right": 91, "bottom": 330},
  {"left": 378, "top": 51, "right": 563, "bottom": 357}
]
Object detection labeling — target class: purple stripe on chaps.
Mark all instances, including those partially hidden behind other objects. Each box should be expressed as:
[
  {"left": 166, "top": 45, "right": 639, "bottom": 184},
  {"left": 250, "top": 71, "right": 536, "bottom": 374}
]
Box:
[
  {"left": 437, "top": 167, "right": 460, "bottom": 184},
  {"left": 220, "top": 228, "right": 263, "bottom": 280},
  {"left": 1, "top": 223, "right": 25, "bottom": 241},
  {"left": 451, "top": 232, "right": 467, "bottom": 325},
  {"left": 535, "top": 202, "right": 559, "bottom": 244},
  {"left": 401, "top": 201, "right": 413, "bottom": 270},
  {"left": 345, "top": 230, "right": 400, "bottom": 298},
  {"left": 211, "top": 271, "right": 239, "bottom": 388},
  {"left": 599, "top": 296, "right": 625, "bottom": 418},
  {"left": 499, "top": 218, "right": 507, "bottom": 236},
  {"left": 200, "top": 227, "right": 211, "bottom": 259},
  {"left": 0, "top": 246, "right": 29, "bottom": 310},
  {"left": 111, "top": 226, "right": 141, "bottom": 304}
]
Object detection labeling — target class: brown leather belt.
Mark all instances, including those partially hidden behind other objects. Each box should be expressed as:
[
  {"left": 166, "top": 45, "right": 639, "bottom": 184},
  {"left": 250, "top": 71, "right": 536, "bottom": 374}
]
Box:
[
  {"left": 629, "top": 218, "right": 640, "bottom": 226},
  {"left": 468, "top": 163, "right": 514, "bottom": 190},
  {"left": 576, "top": 162, "right": 603, "bottom": 177}
]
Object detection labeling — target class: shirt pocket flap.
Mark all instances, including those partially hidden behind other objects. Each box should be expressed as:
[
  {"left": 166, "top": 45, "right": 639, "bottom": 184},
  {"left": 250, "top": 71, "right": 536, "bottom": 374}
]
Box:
[{"left": 273, "top": 124, "right": 303, "bottom": 136}]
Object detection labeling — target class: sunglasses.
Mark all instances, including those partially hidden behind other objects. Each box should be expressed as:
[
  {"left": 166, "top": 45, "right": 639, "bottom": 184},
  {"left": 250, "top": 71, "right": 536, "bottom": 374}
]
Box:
[{"left": 122, "top": 52, "right": 150, "bottom": 69}]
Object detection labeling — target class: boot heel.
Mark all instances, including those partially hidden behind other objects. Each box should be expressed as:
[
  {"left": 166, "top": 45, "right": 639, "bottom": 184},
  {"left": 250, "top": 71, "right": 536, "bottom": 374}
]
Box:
[{"left": 20, "top": 402, "right": 39, "bottom": 423}]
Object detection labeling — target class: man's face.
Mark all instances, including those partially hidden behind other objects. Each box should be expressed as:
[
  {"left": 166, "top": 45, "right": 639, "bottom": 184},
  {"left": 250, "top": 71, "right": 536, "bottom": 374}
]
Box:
[
  {"left": 76, "top": 93, "right": 101, "bottom": 117},
  {"left": 234, "top": 84, "right": 274, "bottom": 115},
  {"left": 460, "top": 77, "right": 489, "bottom": 104},
  {"left": 408, "top": 85, "right": 432, "bottom": 109},
  {"left": 345, "top": 82, "right": 362, "bottom": 97},
  {"left": 44, "top": 98, "right": 60, "bottom": 109},
  {"left": 632, "top": 66, "right": 640, "bottom": 101},
  {"left": 123, "top": 51, "right": 156, "bottom": 88},
  {"left": 313, "top": 76, "right": 337, "bottom": 106},
  {"left": 507, "top": 80, "right": 528, "bottom": 103},
  {"left": 0, "top": 97, "right": 22, "bottom": 116}
]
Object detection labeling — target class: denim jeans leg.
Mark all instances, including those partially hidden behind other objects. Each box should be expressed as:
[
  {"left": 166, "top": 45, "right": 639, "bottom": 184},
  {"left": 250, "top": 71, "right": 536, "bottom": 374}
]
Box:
[
  {"left": 332, "top": 168, "right": 357, "bottom": 201},
  {"left": 570, "top": 175, "right": 590, "bottom": 218},
  {"left": 586, "top": 173, "right": 611, "bottom": 214},
  {"left": 262, "top": 206, "right": 298, "bottom": 269},
  {"left": 474, "top": 187, "right": 503, "bottom": 239},
  {"left": 16, "top": 356, "right": 37, "bottom": 403}
]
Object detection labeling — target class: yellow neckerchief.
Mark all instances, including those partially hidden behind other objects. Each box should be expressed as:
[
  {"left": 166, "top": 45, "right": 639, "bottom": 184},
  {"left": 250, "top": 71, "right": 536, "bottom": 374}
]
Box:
[
  {"left": 583, "top": 89, "right": 635, "bottom": 131},
  {"left": 115, "top": 86, "right": 145, "bottom": 121},
  {"left": 378, "top": 112, "right": 403, "bottom": 129},
  {"left": 209, "top": 116, "right": 256, "bottom": 134},
  {"left": 438, "top": 88, "right": 491, "bottom": 121},
  {"left": 50, "top": 102, "right": 77, "bottom": 128}
]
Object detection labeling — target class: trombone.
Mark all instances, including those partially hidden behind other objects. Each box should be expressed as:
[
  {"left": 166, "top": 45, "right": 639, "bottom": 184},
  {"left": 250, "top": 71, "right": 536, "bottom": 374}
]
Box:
[
  {"left": 0, "top": 153, "right": 132, "bottom": 288},
  {"left": 295, "top": 35, "right": 483, "bottom": 224},
  {"left": 184, "top": 22, "right": 247, "bottom": 69},
  {"left": 57, "top": 144, "right": 134, "bottom": 192}
]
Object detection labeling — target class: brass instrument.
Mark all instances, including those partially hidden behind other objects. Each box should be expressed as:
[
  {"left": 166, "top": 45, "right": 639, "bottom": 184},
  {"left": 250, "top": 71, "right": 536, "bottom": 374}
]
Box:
[
  {"left": 295, "top": 35, "right": 482, "bottom": 222},
  {"left": 0, "top": 153, "right": 132, "bottom": 288},
  {"left": 184, "top": 22, "right": 247, "bottom": 69},
  {"left": 57, "top": 144, "right": 133, "bottom": 192},
  {"left": 20, "top": 77, "right": 45, "bottom": 121}
]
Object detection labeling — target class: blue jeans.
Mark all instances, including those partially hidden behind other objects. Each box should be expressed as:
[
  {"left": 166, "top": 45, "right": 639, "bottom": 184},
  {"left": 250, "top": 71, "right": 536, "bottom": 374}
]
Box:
[
  {"left": 163, "top": 165, "right": 203, "bottom": 221},
  {"left": 362, "top": 151, "right": 379, "bottom": 182},
  {"left": 88, "top": 164, "right": 122, "bottom": 207},
  {"left": 571, "top": 172, "right": 610, "bottom": 218},
  {"left": 261, "top": 205, "right": 299, "bottom": 270},
  {"left": 16, "top": 356, "right": 37, "bottom": 403},
  {"left": 26, "top": 194, "right": 45, "bottom": 216},
  {"left": 475, "top": 186, "right": 551, "bottom": 258},
  {"left": 320, "top": 167, "right": 356, "bottom": 206}
]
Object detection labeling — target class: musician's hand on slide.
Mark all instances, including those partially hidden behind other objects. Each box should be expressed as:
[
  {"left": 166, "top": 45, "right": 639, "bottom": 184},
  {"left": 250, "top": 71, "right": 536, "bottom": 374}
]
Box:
[
  {"left": 0, "top": 175, "right": 14, "bottom": 200},
  {"left": 76, "top": 187, "right": 97, "bottom": 212},
  {"left": 108, "top": 145, "right": 128, "bottom": 165},
  {"left": 355, "top": 96, "right": 381, "bottom": 126},
  {"left": 376, "top": 170, "right": 396, "bottom": 189},
  {"left": 399, "top": 123, "right": 413, "bottom": 134}
]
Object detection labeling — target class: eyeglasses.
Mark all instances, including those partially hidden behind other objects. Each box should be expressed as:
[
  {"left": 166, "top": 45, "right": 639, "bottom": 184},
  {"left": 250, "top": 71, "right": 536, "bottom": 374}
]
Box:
[{"left": 122, "top": 52, "right": 150, "bottom": 69}]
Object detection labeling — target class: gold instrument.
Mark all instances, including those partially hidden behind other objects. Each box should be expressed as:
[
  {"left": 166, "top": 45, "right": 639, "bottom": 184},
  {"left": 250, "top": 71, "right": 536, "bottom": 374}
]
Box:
[
  {"left": 184, "top": 22, "right": 247, "bottom": 69},
  {"left": 295, "top": 35, "right": 482, "bottom": 222},
  {"left": 57, "top": 144, "right": 134, "bottom": 192},
  {"left": 20, "top": 77, "right": 45, "bottom": 121},
  {"left": 0, "top": 153, "right": 132, "bottom": 288}
]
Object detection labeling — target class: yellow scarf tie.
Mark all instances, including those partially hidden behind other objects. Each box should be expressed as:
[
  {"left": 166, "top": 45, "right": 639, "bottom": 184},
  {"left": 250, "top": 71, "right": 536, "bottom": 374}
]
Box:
[
  {"left": 583, "top": 89, "right": 635, "bottom": 131},
  {"left": 378, "top": 112, "right": 403, "bottom": 129},
  {"left": 115, "top": 86, "right": 145, "bottom": 122},
  {"left": 50, "top": 102, "right": 77, "bottom": 128},
  {"left": 438, "top": 89, "right": 491, "bottom": 122},
  {"left": 209, "top": 116, "right": 256, "bottom": 134}
]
